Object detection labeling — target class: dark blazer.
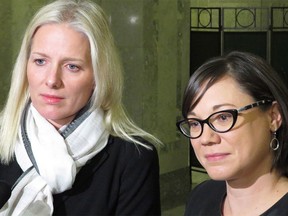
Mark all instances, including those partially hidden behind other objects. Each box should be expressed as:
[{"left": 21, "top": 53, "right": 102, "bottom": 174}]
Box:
[{"left": 0, "top": 136, "right": 161, "bottom": 216}]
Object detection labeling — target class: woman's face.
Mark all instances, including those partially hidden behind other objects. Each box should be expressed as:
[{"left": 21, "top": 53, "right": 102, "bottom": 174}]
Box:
[
  {"left": 27, "top": 23, "right": 95, "bottom": 129},
  {"left": 189, "top": 75, "right": 281, "bottom": 184}
]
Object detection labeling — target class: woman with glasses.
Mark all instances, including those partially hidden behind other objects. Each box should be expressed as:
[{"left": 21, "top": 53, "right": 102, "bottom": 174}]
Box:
[{"left": 177, "top": 51, "right": 288, "bottom": 215}]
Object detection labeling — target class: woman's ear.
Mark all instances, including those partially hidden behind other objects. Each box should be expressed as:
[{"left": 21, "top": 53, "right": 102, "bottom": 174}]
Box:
[{"left": 269, "top": 101, "right": 282, "bottom": 131}]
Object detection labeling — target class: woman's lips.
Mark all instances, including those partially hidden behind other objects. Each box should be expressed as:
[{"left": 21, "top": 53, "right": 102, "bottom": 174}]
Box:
[
  {"left": 205, "top": 153, "right": 230, "bottom": 162},
  {"left": 41, "top": 94, "right": 64, "bottom": 104}
]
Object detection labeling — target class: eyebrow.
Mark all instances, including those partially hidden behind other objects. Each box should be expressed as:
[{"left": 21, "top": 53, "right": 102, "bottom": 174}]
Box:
[
  {"left": 30, "top": 52, "right": 85, "bottom": 63},
  {"left": 30, "top": 52, "right": 49, "bottom": 58},
  {"left": 188, "top": 103, "right": 236, "bottom": 116}
]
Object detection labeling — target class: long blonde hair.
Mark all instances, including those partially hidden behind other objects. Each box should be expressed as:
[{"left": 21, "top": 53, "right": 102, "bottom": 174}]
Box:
[{"left": 0, "top": 0, "right": 160, "bottom": 164}]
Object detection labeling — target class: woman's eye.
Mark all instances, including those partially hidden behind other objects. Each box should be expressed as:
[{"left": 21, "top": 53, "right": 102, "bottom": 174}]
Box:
[
  {"left": 34, "top": 59, "right": 46, "bottom": 65},
  {"left": 217, "top": 113, "right": 232, "bottom": 122},
  {"left": 189, "top": 120, "right": 200, "bottom": 128},
  {"left": 67, "top": 64, "right": 80, "bottom": 72}
]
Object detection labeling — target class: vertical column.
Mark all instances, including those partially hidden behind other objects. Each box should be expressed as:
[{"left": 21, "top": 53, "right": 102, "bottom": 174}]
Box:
[
  {"left": 101, "top": 0, "right": 147, "bottom": 126},
  {"left": 155, "top": 0, "right": 191, "bottom": 210},
  {"left": 101, "top": 0, "right": 190, "bottom": 210}
]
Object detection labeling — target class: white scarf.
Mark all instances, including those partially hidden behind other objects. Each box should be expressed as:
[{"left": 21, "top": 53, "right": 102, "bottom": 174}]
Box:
[{"left": 0, "top": 103, "right": 109, "bottom": 216}]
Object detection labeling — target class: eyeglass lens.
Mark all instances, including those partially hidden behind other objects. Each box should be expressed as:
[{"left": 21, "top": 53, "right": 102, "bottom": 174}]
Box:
[{"left": 181, "top": 111, "right": 235, "bottom": 138}]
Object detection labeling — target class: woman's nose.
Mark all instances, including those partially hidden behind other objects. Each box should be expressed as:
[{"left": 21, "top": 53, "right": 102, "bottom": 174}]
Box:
[
  {"left": 45, "top": 66, "right": 62, "bottom": 89},
  {"left": 200, "top": 124, "right": 220, "bottom": 145}
]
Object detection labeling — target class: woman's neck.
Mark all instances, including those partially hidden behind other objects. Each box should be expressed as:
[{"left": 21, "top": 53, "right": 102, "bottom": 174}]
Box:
[{"left": 222, "top": 172, "right": 288, "bottom": 216}]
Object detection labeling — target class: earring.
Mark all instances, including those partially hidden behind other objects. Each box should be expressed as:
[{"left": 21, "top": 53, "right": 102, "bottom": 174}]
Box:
[{"left": 270, "top": 131, "right": 279, "bottom": 151}]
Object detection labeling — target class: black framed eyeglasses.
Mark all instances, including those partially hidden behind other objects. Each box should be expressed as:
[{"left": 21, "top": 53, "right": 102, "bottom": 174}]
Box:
[{"left": 177, "top": 100, "right": 273, "bottom": 139}]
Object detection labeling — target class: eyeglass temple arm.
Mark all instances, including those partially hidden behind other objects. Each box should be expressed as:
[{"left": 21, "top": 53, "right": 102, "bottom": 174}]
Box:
[{"left": 237, "top": 100, "right": 273, "bottom": 112}]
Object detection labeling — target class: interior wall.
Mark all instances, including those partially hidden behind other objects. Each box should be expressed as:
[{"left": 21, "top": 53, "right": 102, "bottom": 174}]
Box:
[{"left": 0, "top": 1, "right": 12, "bottom": 106}]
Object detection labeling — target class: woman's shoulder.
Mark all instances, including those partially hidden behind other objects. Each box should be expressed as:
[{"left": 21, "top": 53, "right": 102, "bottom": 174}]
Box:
[
  {"left": 91, "top": 135, "right": 159, "bottom": 174},
  {"left": 106, "top": 135, "right": 158, "bottom": 158},
  {"left": 185, "top": 180, "right": 226, "bottom": 216}
]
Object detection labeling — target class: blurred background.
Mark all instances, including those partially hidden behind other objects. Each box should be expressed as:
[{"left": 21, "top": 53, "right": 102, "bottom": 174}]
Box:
[{"left": 0, "top": 0, "right": 287, "bottom": 215}]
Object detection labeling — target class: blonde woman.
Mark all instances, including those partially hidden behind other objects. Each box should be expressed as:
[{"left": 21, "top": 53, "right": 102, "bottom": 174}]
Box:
[{"left": 0, "top": 0, "right": 161, "bottom": 215}]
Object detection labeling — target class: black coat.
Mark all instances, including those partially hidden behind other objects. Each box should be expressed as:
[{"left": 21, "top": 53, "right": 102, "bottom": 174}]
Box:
[
  {"left": 0, "top": 136, "right": 161, "bottom": 216},
  {"left": 185, "top": 180, "right": 288, "bottom": 216}
]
